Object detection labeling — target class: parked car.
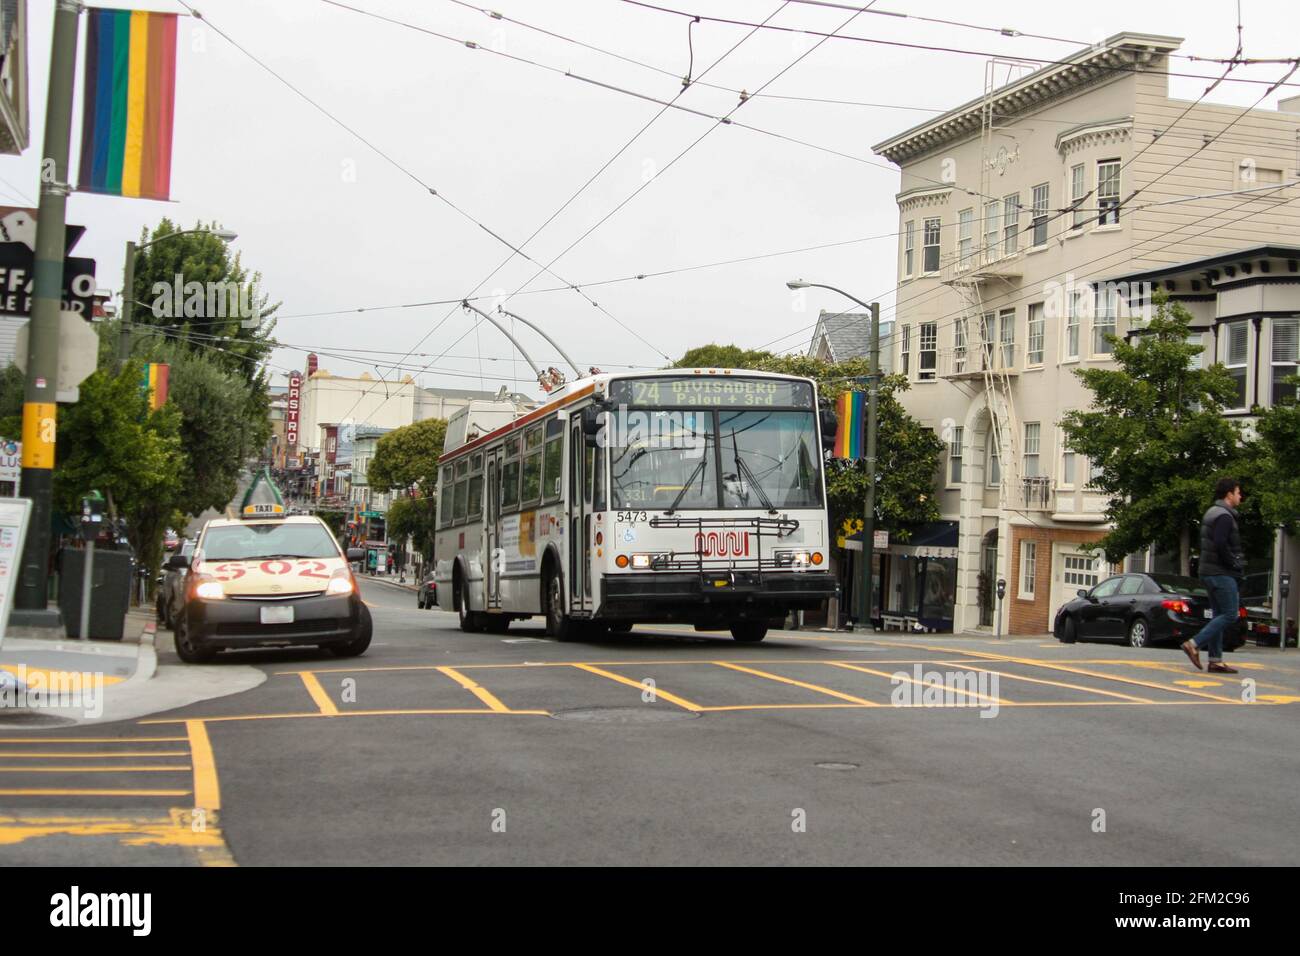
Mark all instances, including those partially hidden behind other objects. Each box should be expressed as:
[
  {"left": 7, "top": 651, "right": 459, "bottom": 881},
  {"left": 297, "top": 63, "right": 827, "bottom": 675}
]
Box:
[
  {"left": 156, "top": 539, "right": 195, "bottom": 629},
  {"left": 418, "top": 575, "right": 437, "bottom": 609},
  {"left": 1053, "top": 572, "right": 1245, "bottom": 650}
]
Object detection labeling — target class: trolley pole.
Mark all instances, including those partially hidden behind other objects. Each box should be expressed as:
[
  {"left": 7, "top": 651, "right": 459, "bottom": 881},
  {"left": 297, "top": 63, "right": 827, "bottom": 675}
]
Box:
[{"left": 15, "top": 1, "right": 82, "bottom": 616}]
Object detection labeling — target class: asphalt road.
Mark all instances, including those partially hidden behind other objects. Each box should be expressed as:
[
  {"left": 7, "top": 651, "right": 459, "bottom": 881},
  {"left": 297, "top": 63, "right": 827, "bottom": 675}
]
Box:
[{"left": 3, "top": 575, "right": 1298, "bottom": 866}]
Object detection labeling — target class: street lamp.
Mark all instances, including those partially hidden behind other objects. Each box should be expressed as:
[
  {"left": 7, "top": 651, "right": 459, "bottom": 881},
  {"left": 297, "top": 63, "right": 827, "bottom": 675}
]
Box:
[
  {"left": 118, "top": 226, "right": 238, "bottom": 366},
  {"left": 789, "top": 279, "right": 881, "bottom": 633}
]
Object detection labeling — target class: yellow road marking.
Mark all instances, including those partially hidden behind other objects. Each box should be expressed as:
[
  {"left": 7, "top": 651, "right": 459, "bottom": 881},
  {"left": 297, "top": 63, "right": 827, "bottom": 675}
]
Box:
[
  {"left": 0, "top": 812, "right": 235, "bottom": 865},
  {"left": 713, "top": 662, "right": 879, "bottom": 706},
  {"left": 437, "top": 666, "right": 509, "bottom": 713},
  {"left": 0, "top": 751, "right": 189, "bottom": 758},
  {"left": 1258, "top": 694, "right": 1300, "bottom": 703},
  {"left": 0, "top": 765, "right": 192, "bottom": 772},
  {"left": 298, "top": 672, "right": 340, "bottom": 716},
  {"left": 0, "top": 664, "right": 125, "bottom": 686},
  {"left": 865, "top": 639, "right": 1241, "bottom": 702},
  {"left": 144, "top": 709, "right": 550, "bottom": 725},
  {"left": 928, "top": 661, "right": 1153, "bottom": 703},
  {"left": 828, "top": 661, "right": 1009, "bottom": 706},
  {"left": 273, "top": 657, "right": 992, "bottom": 675},
  {"left": 0, "top": 737, "right": 187, "bottom": 744},
  {"left": 186, "top": 720, "right": 221, "bottom": 812},
  {"left": 570, "top": 663, "right": 703, "bottom": 712},
  {"left": 0, "top": 789, "right": 191, "bottom": 797},
  {"left": 1174, "top": 680, "right": 1224, "bottom": 688}
]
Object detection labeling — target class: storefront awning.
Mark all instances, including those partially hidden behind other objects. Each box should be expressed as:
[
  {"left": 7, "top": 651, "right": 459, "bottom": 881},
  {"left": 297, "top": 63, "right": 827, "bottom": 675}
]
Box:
[{"left": 845, "top": 520, "right": 959, "bottom": 558}]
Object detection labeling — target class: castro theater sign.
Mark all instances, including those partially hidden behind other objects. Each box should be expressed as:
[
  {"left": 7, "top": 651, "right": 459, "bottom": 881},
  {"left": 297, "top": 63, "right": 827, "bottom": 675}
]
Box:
[{"left": 286, "top": 372, "right": 301, "bottom": 449}]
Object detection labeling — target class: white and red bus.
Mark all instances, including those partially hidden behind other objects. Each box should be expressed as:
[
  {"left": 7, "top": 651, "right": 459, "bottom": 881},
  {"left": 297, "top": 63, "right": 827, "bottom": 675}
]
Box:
[{"left": 433, "top": 369, "right": 836, "bottom": 642}]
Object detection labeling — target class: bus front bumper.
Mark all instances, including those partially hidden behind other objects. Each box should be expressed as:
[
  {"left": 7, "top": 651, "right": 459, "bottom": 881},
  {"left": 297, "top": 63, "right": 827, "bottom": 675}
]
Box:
[{"left": 599, "top": 570, "right": 835, "bottom": 624}]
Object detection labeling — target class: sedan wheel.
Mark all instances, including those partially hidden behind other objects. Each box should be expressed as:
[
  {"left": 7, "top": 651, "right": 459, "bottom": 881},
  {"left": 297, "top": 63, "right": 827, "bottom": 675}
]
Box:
[{"left": 1128, "top": 617, "right": 1149, "bottom": 648}]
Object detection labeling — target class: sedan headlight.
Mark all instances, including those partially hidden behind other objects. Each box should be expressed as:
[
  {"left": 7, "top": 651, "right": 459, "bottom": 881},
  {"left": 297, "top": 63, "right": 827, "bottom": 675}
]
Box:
[{"left": 326, "top": 570, "right": 355, "bottom": 595}]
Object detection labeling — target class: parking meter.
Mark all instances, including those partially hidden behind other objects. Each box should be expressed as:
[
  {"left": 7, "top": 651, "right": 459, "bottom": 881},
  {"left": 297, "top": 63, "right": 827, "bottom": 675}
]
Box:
[
  {"left": 1282, "top": 572, "right": 1291, "bottom": 601},
  {"left": 996, "top": 578, "right": 1006, "bottom": 601},
  {"left": 80, "top": 491, "right": 105, "bottom": 541},
  {"left": 994, "top": 578, "right": 1007, "bottom": 640}
]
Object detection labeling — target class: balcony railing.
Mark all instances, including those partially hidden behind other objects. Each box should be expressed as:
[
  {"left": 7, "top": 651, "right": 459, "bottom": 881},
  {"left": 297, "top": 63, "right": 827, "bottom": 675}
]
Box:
[
  {"left": 1017, "top": 475, "right": 1055, "bottom": 511},
  {"left": 939, "top": 243, "right": 1025, "bottom": 285},
  {"left": 936, "top": 342, "right": 1021, "bottom": 381}
]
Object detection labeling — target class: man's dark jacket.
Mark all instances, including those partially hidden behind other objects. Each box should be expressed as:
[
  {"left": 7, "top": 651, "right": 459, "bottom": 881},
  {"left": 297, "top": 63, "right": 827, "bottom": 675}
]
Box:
[{"left": 1198, "top": 500, "right": 1244, "bottom": 579}]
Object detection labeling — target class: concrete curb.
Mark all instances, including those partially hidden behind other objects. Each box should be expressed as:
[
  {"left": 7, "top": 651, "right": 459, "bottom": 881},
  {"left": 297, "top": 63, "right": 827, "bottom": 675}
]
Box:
[{"left": 126, "top": 619, "right": 158, "bottom": 685}]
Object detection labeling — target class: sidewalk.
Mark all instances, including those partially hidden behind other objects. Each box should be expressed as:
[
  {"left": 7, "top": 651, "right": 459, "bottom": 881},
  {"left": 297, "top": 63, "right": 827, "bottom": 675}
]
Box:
[{"left": 0, "top": 605, "right": 263, "bottom": 728}]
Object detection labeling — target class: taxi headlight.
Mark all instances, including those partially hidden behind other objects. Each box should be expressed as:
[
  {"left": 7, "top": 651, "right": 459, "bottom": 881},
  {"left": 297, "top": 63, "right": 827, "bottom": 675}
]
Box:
[
  {"left": 326, "top": 571, "right": 355, "bottom": 595},
  {"left": 192, "top": 578, "right": 225, "bottom": 600}
]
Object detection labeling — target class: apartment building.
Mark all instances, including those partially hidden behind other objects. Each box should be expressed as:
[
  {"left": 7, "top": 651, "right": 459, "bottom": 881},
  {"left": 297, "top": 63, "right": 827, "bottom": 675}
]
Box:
[{"left": 873, "top": 33, "right": 1300, "bottom": 634}]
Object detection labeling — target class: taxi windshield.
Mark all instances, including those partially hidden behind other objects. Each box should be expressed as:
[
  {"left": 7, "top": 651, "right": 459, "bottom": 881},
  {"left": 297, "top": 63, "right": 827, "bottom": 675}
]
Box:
[{"left": 201, "top": 522, "right": 340, "bottom": 561}]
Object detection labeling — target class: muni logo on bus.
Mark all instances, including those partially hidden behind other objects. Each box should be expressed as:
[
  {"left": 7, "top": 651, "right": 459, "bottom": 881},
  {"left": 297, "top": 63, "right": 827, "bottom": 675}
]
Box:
[{"left": 695, "top": 530, "right": 751, "bottom": 557}]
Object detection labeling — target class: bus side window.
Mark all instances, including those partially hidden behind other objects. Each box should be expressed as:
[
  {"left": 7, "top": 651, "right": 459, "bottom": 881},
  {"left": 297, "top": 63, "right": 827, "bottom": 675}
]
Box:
[
  {"left": 502, "top": 437, "right": 521, "bottom": 511},
  {"left": 584, "top": 446, "right": 594, "bottom": 505},
  {"left": 593, "top": 444, "right": 606, "bottom": 512},
  {"left": 438, "top": 465, "right": 454, "bottom": 527}
]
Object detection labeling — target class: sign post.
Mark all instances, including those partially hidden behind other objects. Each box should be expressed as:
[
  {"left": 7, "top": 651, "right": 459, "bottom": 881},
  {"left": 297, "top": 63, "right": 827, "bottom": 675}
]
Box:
[{"left": 78, "top": 492, "right": 105, "bottom": 641}]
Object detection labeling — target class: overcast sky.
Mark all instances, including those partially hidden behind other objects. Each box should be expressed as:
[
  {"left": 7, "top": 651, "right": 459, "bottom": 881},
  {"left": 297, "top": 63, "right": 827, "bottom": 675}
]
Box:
[{"left": 6, "top": 0, "right": 1300, "bottom": 401}]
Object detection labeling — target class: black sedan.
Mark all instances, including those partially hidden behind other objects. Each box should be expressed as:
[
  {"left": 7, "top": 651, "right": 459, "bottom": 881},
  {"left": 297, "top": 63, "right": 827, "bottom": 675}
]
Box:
[
  {"left": 417, "top": 575, "right": 437, "bottom": 609},
  {"left": 1053, "top": 572, "right": 1245, "bottom": 650}
]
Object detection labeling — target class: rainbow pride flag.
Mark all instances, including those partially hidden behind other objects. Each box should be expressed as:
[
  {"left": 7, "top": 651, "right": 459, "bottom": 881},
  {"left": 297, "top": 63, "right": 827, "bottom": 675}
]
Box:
[
  {"left": 78, "top": 9, "right": 178, "bottom": 201},
  {"left": 140, "top": 362, "right": 169, "bottom": 411},
  {"left": 833, "top": 390, "right": 866, "bottom": 459}
]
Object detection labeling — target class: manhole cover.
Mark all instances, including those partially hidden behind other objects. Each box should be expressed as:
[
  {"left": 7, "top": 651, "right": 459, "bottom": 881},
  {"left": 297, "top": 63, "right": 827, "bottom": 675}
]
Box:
[
  {"left": 551, "top": 706, "right": 700, "bottom": 724},
  {"left": 0, "top": 711, "right": 78, "bottom": 728},
  {"left": 815, "top": 761, "right": 860, "bottom": 771}
]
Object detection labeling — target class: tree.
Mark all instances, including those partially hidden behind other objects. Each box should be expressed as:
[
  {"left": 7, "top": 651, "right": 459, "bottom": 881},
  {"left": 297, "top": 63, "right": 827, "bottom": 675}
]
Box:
[
  {"left": 1060, "top": 291, "right": 1257, "bottom": 573},
  {"left": 52, "top": 362, "right": 185, "bottom": 584},
  {"left": 367, "top": 418, "right": 448, "bottom": 494},
  {"left": 386, "top": 495, "right": 438, "bottom": 563},
  {"left": 1252, "top": 373, "right": 1300, "bottom": 535},
  {"left": 126, "top": 218, "right": 278, "bottom": 384},
  {"left": 669, "top": 347, "right": 944, "bottom": 539}
]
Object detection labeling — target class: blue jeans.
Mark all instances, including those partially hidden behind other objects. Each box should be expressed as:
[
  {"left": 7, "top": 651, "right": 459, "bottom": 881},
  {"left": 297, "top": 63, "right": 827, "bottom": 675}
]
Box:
[{"left": 1195, "top": 574, "right": 1238, "bottom": 661}]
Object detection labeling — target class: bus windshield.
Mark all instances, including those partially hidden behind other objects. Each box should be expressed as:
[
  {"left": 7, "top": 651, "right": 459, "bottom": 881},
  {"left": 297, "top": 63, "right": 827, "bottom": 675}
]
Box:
[{"left": 609, "top": 406, "right": 822, "bottom": 510}]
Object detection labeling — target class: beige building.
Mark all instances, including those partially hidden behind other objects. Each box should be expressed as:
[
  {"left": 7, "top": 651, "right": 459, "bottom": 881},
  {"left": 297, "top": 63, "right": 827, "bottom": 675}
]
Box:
[{"left": 873, "top": 33, "right": 1300, "bottom": 635}]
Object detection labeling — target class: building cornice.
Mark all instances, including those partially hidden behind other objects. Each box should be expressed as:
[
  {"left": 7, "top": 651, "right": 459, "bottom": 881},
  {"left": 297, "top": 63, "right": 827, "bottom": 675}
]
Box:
[
  {"left": 872, "top": 33, "right": 1180, "bottom": 166},
  {"left": 1055, "top": 118, "right": 1133, "bottom": 159},
  {"left": 897, "top": 185, "right": 953, "bottom": 213}
]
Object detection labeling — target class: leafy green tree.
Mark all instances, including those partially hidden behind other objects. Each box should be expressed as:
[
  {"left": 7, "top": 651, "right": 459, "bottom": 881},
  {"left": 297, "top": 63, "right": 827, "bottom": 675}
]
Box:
[
  {"left": 1060, "top": 291, "right": 1257, "bottom": 572},
  {"left": 1252, "top": 373, "right": 1300, "bottom": 535},
  {"left": 126, "top": 218, "right": 278, "bottom": 383},
  {"left": 52, "top": 362, "right": 185, "bottom": 584},
  {"left": 367, "top": 418, "right": 448, "bottom": 494},
  {"left": 386, "top": 495, "right": 438, "bottom": 563},
  {"left": 669, "top": 347, "right": 944, "bottom": 540}
]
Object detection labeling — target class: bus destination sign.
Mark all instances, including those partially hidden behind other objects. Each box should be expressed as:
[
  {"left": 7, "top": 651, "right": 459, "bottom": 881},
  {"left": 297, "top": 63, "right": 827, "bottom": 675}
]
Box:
[{"left": 609, "top": 376, "right": 813, "bottom": 408}]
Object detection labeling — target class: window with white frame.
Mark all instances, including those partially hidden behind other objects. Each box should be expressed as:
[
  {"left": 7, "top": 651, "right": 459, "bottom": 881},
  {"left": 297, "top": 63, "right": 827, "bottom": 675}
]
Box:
[
  {"left": 1060, "top": 432, "right": 1076, "bottom": 488},
  {"left": 949, "top": 425, "right": 963, "bottom": 484},
  {"left": 1093, "top": 284, "right": 1118, "bottom": 355},
  {"left": 1027, "top": 302, "right": 1045, "bottom": 365},
  {"left": 986, "top": 433, "right": 1001, "bottom": 488},
  {"left": 1097, "top": 159, "right": 1120, "bottom": 225},
  {"left": 919, "top": 322, "right": 937, "bottom": 380},
  {"left": 1063, "top": 553, "right": 1101, "bottom": 589},
  {"left": 983, "top": 200, "right": 1000, "bottom": 263},
  {"left": 957, "top": 208, "right": 973, "bottom": 268},
  {"left": 1031, "top": 183, "right": 1050, "bottom": 246},
  {"left": 1064, "top": 290, "right": 1081, "bottom": 360},
  {"left": 1272, "top": 317, "right": 1298, "bottom": 406},
  {"left": 900, "top": 324, "right": 911, "bottom": 376},
  {"left": 1087, "top": 455, "right": 1104, "bottom": 489},
  {"left": 903, "top": 220, "right": 915, "bottom": 277},
  {"left": 980, "top": 312, "right": 996, "bottom": 370},
  {"left": 954, "top": 318, "right": 968, "bottom": 374},
  {"left": 1224, "top": 320, "right": 1249, "bottom": 408},
  {"left": 1003, "top": 193, "right": 1020, "bottom": 257},
  {"left": 1020, "top": 541, "right": 1037, "bottom": 597},
  {"left": 999, "top": 308, "right": 1015, "bottom": 367},
  {"left": 922, "top": 218, "right": 941, "bottom": 272},
  {"left": 1186, "top": 332, "right": 1206, "bottom": 369},
  {"left": 1070, "top": 163, "right": 1086, "bottom": 228},
  {"left": 1023, "top": 422, "right": 1041, "bottom": 477}
]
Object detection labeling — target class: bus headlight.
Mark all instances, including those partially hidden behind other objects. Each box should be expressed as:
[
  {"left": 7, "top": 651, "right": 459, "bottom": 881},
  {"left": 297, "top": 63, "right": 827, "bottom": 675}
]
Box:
[
  {"left": 776, "top": 550, "right": 811, "bottom": 568},
  {"left": 631, "top": 554, "right": 652, "bottom": 569}
]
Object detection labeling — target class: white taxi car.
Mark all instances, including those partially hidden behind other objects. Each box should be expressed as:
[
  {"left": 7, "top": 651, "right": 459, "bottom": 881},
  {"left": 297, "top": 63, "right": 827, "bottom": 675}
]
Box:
[{"left": 174, "top": 512, "right": 371, "bottom": 663}]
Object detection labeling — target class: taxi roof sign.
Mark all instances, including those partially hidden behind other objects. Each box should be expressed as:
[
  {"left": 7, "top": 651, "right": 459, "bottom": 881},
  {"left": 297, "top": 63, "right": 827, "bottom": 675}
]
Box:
[{"left": 240, "top": 467, "right": 286, "bottom": 518}]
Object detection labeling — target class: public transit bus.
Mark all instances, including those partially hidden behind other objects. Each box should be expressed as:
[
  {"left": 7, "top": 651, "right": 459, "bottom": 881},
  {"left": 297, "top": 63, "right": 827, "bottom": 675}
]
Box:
[{"left": 432, "top": 370, "right": 837, "bottom": 642}]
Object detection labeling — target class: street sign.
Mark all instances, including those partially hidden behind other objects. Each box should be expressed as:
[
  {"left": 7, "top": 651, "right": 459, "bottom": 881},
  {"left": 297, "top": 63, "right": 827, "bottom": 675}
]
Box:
[
  {"left": 0, "top": 438, "right": 19, "bottom": 484},
  {"left": 13, "top": 310, "right": 101, "bottom": 402},
  {"left": 873, "top": 530, "right": 889, "bottom": 551},
  {"left": 0, "top": 498, "right": 32, "bottom": 650}
]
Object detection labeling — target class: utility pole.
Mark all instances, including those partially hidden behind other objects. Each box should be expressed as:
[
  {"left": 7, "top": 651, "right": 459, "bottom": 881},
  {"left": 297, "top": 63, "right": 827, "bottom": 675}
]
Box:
[
  {"left": 785, "top": 281, "right": 880, "bottom": 632},
  {"left": 118, "top": 240, "right": 136, "bottom": 366},
  {"left": 860, "top": 302, "right": 880, "bottom": 633},
  {"left": 15, "top": 1, "right": 81, "bottom": 617}
]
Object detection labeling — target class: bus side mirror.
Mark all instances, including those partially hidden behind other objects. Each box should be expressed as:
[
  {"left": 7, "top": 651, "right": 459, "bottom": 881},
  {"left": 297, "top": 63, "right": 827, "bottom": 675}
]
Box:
[
  {"left": 819, "top": 407, "right": 838, "bottom": 449},
  {"left": 581, "top": 404, "right": 609, "bottom": 446}
]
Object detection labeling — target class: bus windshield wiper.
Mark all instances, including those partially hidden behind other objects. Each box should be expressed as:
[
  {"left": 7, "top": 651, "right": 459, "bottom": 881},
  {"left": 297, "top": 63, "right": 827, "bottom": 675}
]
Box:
[
  {"left": 730, "top": 429, "right": 777, "bottom": 514},
  {"left": 666, "top": 457, "right": 708, "bottom": 515}
]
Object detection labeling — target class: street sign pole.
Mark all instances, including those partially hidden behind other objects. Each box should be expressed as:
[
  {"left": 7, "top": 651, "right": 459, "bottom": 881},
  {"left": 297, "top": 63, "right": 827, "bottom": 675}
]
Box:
[
  {"left": 15, "top": 1, "right": 81, "bottom": 615},
  {"left": 857, "top": 302, "right": 880, "bottom": 632},
  {"left": 78, "top": 538, "right": 93, "bottom": 640}
]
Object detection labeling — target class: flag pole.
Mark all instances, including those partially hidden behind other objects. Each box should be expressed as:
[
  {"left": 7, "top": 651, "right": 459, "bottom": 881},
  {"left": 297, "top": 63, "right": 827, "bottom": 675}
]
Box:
[{"left": 15, "top": 0, "right": 82, "bottom": 619}]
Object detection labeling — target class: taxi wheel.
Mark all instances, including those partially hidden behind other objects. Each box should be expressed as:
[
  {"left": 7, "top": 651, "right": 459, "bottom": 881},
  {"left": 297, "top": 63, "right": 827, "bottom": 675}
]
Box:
[
  {"left": 330, "top": 604, "right": 373, "bottom": 657},
  {"left": 173, "top": 617, "right": 217, "bottom": 664},
  {"left": 730, "top": 622, "right": 768, "bottom": 643}
]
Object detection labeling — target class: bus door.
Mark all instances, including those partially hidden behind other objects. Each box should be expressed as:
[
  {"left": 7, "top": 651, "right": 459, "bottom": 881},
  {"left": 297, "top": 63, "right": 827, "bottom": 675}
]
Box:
[
  {"left": 486, "top": 450, "right": 501, "bottom": 608},
  {"left": 569, "top": 418, "right": 590, "bottom": 613}
]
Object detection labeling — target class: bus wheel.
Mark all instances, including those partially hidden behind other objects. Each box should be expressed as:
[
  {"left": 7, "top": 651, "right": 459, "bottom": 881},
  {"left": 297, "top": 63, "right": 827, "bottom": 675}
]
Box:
[
  {"left": 545, "top": 569, "right": 575, "bottom": 641},
  {"left": 457, "top": 578, "right": 484, "bottom": 633},
  {"left": 730, "top": 622, "right": 768, "bottom": 643}
]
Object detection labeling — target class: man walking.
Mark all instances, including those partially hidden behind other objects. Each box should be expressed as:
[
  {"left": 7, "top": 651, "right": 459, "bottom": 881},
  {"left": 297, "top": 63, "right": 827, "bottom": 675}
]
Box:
[{"left": 1182, "top": 477, "right": 1245, "bottom": 674}]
